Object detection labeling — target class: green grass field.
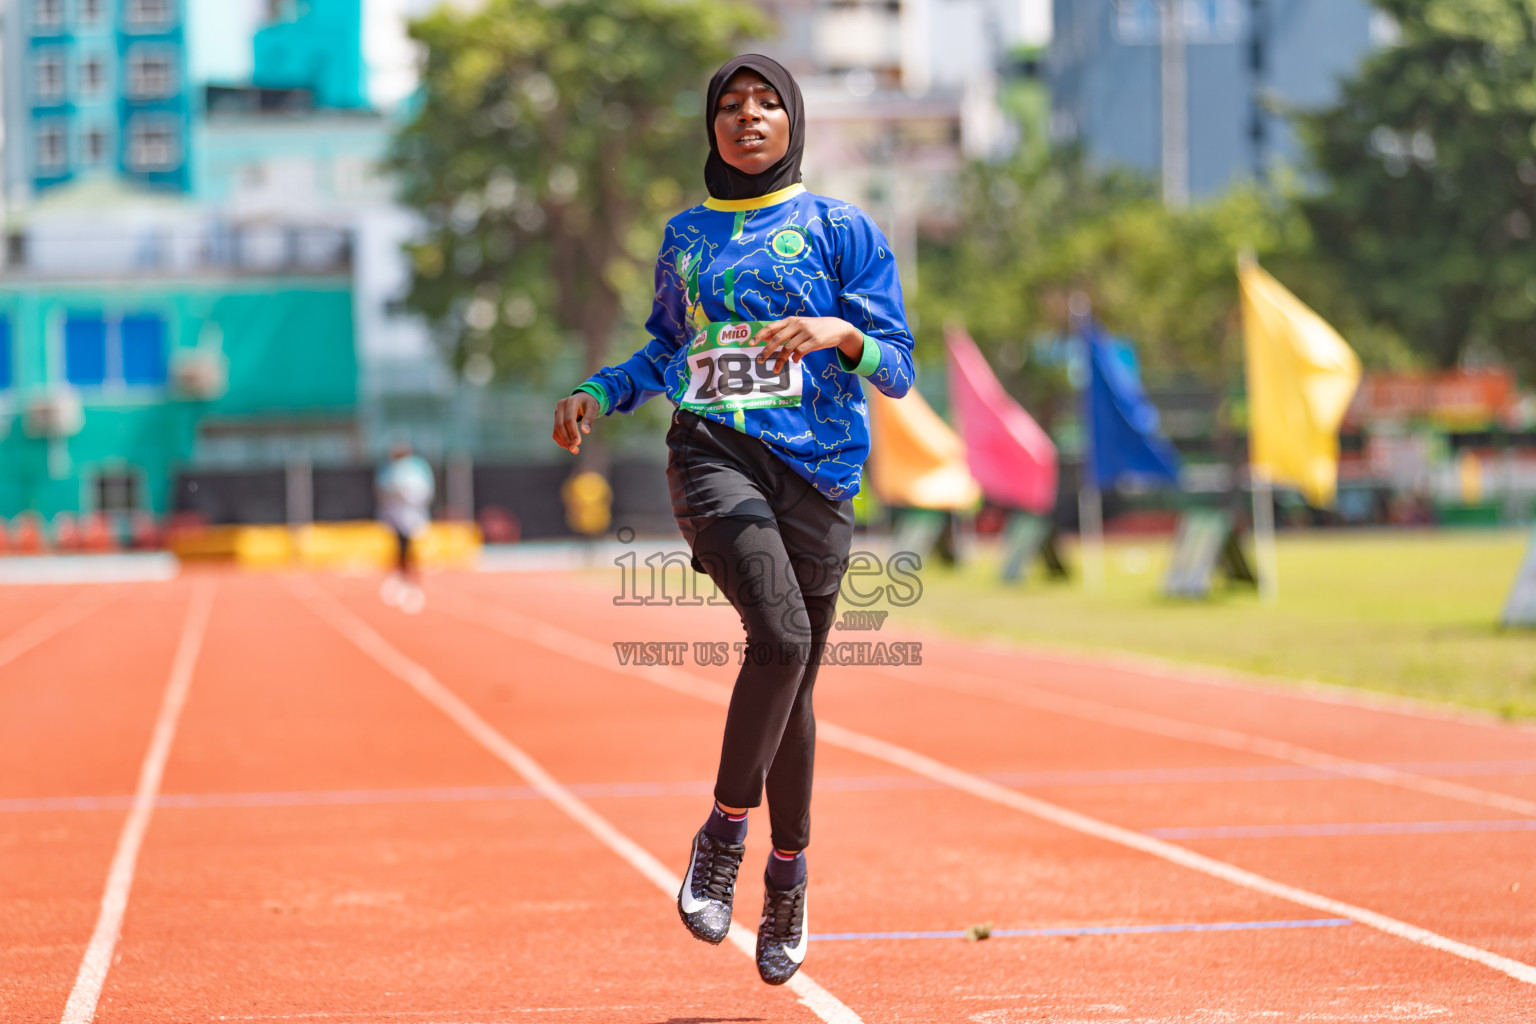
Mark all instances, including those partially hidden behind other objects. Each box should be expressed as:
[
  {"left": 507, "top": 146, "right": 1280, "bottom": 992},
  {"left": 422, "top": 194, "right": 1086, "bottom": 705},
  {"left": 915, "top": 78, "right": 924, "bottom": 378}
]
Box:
[{"left": 897, "top": 528, "right": 1536, "bottom": 720}]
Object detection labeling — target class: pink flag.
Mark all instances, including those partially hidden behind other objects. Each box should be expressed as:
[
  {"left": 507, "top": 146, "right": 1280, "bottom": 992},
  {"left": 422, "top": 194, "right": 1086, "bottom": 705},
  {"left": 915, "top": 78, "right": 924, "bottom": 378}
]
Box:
[{"left": 946, "top": 327, "right": 1058, "bottom": 514}]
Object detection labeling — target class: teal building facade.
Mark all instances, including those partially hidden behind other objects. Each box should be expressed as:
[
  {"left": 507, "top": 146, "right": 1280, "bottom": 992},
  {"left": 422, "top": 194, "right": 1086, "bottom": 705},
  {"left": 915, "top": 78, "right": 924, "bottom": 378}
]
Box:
[
  {"left": 0, "top": 276, "right": 357, "bottom": 518},
  {"left": 2, "top": 0, "right": 194, "bottom": 200},
  {"left": 0, "top": 0, "right": 441, "bottom": 526},
  {"left": 252, "top": 0, "right": 367, "bottom": 111}
]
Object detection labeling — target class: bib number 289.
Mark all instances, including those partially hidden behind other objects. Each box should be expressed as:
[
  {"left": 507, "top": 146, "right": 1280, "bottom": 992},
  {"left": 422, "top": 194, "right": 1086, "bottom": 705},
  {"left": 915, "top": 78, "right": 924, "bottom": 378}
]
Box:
[
  {"left": 691, "top": 350, "right": 794, "bottom": 401},
  {"left": 681, "top": 323, "right": 804, "bottom": 412}
]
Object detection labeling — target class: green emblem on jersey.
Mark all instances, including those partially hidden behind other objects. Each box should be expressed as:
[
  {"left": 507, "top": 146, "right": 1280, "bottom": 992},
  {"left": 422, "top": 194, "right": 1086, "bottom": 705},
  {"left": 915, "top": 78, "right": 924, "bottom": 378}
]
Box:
[
  {"left": 770, "top": 227, "right": 808, "bottom": 262},
  {"left": 677, "top": 249, "right": 694, "bottom": 276}
]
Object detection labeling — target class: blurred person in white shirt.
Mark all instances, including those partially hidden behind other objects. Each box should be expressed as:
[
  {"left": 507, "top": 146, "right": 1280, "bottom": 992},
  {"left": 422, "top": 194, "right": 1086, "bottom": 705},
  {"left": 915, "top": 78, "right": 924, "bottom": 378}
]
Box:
[{"left": 377, "top": 442, "right": 434, "bottom": 613}]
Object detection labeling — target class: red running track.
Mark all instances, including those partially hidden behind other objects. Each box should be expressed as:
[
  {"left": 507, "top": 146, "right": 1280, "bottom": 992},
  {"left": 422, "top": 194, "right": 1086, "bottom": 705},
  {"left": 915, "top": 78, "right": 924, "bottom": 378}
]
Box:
[{"left": 2, "top": 569, "right": 1534, "bottom": 1023}]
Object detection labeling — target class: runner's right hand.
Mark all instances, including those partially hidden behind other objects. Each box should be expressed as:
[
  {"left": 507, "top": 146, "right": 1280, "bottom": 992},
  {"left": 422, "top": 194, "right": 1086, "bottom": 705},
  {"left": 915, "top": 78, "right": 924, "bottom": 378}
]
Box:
[{"left": 552, "top": 392, "right": 600, "bottom": 454}]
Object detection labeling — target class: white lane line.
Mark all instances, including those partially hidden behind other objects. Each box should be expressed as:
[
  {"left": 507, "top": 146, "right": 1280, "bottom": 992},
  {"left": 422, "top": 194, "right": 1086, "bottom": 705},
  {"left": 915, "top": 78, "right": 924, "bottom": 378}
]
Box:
[
  {"left": 427, "top": 587, "right": 1536, "bottom": 989},
  {"left": 17, "top": 760, "right": 1536, "bottom": 816},
  {"left": 60, "top": 580, "right": 216, "bottom": 1024},
  {"left": 1146, "top": 818, "right": 1536, "bottom": 840},
  {"left": 956, "top": 629, "right": 1536, "bottom": 736},
  {"left": 0, "top": 594, "right": 108, "bottom": 675},
  {"left": 869, "top": 661, "right": 1536, "bottom": 817},
  {"left": 0, "top": 552, "right": 178, "bottom": 585},
  {"left": 293, "top": 581, "right": 862, "bottom": 1024}
]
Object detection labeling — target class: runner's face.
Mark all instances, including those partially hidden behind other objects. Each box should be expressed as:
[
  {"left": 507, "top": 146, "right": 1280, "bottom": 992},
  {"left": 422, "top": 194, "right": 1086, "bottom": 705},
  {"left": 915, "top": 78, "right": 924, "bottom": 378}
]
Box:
[{"left": 713, "top": 70, "right": 789, "bottom": 176}]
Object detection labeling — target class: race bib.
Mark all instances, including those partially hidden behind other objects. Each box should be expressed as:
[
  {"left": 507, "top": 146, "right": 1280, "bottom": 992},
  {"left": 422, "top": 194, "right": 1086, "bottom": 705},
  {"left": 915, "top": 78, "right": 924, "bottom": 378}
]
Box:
[{"left": 679, "top": 321, "right": 803, "bottom": 412}]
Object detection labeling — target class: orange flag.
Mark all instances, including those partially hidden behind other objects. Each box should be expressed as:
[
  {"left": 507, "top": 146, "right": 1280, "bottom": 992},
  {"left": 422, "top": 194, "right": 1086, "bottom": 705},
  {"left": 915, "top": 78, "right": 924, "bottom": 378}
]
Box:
[{"left": 866, "top": 384, "right": 981, "bottom": 511}]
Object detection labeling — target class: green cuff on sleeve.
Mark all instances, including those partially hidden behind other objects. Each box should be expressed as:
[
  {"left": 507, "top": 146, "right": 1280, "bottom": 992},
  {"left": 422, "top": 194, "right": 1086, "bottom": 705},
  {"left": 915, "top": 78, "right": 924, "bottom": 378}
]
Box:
[
  {"left": 837, "top": 333, "right": 882, "bottom": 377},
  {"left": 572, "top": 382, "right": 612, "bottom": 416}
]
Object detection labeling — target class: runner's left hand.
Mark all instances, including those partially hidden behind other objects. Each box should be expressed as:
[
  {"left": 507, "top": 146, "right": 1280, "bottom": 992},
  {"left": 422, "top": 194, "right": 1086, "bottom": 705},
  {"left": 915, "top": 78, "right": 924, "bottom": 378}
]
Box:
[{"left": 754, "top": 317, "right": 864, "bottom": 374}]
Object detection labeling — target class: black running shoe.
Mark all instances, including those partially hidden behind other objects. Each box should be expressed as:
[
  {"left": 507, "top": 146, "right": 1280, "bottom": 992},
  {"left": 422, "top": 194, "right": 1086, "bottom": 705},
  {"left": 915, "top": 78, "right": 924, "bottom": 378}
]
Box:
[
  {"left": 677, "top": 827, "right": 745, "bottom": 944},
  {"left": 755, "top": 876, "right": 808, "bottom": 985}
]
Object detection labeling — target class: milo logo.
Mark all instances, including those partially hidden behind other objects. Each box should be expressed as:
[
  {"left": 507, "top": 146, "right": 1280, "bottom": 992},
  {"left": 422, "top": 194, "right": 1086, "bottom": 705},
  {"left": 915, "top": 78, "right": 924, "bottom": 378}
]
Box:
[
  {"left": 770, "top": 227, "right": 808, "bottom": 262},
  {"left": 717, "top": 322, "right": 752, "bottom": 345}
]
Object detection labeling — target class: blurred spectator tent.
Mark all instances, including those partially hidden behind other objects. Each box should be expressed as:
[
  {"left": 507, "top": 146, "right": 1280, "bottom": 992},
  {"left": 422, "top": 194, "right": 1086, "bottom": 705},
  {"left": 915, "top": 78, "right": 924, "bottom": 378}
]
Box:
[{"left": 1338, "top": 370, "right": 1536, "bottom": 526}]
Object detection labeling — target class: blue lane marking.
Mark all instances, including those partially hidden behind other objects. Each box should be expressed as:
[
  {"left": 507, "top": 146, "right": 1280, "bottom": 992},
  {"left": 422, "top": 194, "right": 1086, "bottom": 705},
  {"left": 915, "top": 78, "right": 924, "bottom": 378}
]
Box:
[
  {"left": 811, "top": 918, "right": 1354, "bottom": 941},
  {"left": 1147, "top": 819, "right": 1536, "bottom": 840},
  {"left": 0, "top": 781, "right": 716, "bottom": 814},
  {"left": 989, "top": 760, "right": 1536, "bottom": 787},
  {"left": 0, "top": 787, "right": 543, "bottom": 813},
  {"left": 7, "top": 759, "right": 1536, "bottom": 815}
]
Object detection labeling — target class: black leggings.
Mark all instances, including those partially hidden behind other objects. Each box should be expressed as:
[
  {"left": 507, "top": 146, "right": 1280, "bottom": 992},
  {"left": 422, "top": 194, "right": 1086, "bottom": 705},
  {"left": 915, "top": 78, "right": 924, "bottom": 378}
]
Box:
[
  {"left": 693, "top": 515, "right": 839, "bottom": 852},
  {"left": 394, "top": 529, "right": 414, "bottom": 576}
]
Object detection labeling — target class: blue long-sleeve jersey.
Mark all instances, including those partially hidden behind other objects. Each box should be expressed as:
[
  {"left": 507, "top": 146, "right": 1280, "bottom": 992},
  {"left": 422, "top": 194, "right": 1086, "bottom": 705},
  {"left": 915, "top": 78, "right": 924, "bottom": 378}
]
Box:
[{"left": 576, "top": 184, "right": 915, "bottom": 501}]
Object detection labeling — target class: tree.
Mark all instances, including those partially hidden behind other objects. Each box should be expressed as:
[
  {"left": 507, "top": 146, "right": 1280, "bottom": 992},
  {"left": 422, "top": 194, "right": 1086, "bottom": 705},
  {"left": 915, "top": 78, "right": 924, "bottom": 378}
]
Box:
[
  {"left": 1297, "top": 0, "right": 1536, "bottom": 374},
  {"left": 916, "top": 152, "right": 1312, "bottom": 425},
  {"left": 391, "top": 0, "right": 765, "bottom": 390}
]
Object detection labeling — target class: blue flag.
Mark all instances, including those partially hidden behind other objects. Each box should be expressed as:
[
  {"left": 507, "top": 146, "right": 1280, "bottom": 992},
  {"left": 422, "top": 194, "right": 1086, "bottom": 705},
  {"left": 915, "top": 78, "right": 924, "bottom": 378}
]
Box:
[{"left": 1081, "top": 320, "right": 1181, "bottom": 490}]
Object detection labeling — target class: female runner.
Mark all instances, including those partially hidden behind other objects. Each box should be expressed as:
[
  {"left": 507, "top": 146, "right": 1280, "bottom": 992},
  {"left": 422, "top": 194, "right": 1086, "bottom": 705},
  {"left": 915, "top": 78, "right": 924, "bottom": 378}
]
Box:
[{"left": 551, "top": 53, "right": 914, "bottom": 986}]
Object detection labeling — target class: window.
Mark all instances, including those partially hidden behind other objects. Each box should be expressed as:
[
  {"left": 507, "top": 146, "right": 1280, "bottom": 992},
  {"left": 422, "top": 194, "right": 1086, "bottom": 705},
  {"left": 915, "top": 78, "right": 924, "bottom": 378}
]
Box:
[
  {"left": 1114, "top": 0, "right": 1159, "bottom": 42},
  {"left": 126, "top": 48, "right": 177, "bottom": 99},
  {"left": 65, "top": 315, "right": 107, "bottom": 387},
  {"left": 79, "top": 0, "right": 106, "bottom": 26},
  {"left": 94, "top": 470, "right": 142, "bottom": 513},
  {"left": 63, "top": 313, "right": 169, "bottom": 389},
  {"left": 84, "top": 126, "right": 109, "bottom": 165},
  {"left": 32, "top": 0, "right": 63, "bottom": 33},
  {"left": 81, "top": 55, "right": 106, "bottom": 95},
  {"left": 125, "top": 0, "right": 173, "bottom": 28},
  {"left": 1114, "top": 0, "right": 1244, "bottom": 45},
  {"left": 33, "top": 52, "right": 66, "bottom": 102},
  {"left": 36, "top": 122, "right": 68, "bottom": 173},
  {"left": 120, "top": 315, "right": 167, "bottom": 386},
  {"left": 0, "top": 319, "right": 12, "bottom": 392},
  {"left": 127, "top": 116, "right": 179, "bottom": 171},
  {"left": 1185, "top": 0, "right": 1243, "bottom": 41}
]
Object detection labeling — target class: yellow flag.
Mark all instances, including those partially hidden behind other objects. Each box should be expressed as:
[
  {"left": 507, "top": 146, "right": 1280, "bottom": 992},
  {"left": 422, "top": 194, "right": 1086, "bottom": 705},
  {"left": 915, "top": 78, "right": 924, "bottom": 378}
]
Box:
[
  {"left": 1239, "top": 261, "right": 1362, "bottom": 507},
  {"left": 866, "top": 384, "right": 982, "bottom": 511}
]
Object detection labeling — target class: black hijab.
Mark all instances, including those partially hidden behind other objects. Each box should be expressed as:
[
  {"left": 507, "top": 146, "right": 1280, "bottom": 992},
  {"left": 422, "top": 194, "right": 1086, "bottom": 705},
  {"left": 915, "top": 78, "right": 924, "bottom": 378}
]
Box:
[{"left": 704, "top": 54, "right": 805, "bottom": 201}]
